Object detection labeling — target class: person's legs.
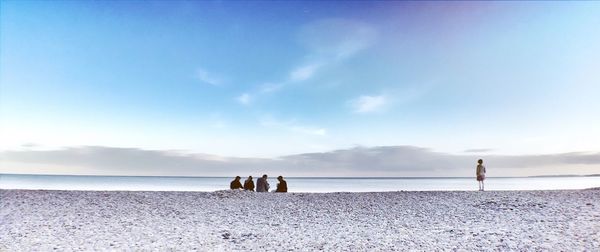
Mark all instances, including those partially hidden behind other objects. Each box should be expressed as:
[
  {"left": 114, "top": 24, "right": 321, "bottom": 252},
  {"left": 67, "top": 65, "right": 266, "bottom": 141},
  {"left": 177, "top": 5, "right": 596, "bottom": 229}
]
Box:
[{"left": 482, "top": 181, "right": 485, "bottom": 191}]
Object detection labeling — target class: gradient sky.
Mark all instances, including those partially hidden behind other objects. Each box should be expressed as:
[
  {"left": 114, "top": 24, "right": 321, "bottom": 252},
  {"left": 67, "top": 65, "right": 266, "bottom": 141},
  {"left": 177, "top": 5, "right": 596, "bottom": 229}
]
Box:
[{"left": 1, "top": 1, "right": 600, "bottom": 176}]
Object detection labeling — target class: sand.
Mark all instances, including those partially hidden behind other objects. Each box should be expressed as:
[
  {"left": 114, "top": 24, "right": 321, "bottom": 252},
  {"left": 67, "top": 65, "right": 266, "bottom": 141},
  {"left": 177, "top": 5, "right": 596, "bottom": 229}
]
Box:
[{"left": 1, "top": 189, "right": 599, "bottom": 251}]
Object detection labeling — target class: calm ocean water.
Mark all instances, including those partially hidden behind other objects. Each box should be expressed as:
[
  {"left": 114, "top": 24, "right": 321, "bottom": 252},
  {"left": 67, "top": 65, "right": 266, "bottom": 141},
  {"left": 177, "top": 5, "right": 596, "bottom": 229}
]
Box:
[{"left": 1, "top": 174, "right": 599, "bottom": 192}]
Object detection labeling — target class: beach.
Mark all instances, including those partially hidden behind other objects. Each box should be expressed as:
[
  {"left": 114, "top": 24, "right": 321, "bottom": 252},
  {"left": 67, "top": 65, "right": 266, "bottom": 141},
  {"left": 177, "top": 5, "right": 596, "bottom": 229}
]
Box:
[{"left": 1, "top": 189, "right": 599, "bottom": 251}]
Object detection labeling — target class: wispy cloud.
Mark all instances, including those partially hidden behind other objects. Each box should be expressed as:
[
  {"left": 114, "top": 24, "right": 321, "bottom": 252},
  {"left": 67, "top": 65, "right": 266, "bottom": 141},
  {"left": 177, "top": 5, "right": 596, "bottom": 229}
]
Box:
[
  {"left": 237, "top": 18, "right": 377, "bottom": 105},
  {"left": 289, "top": 63, "right": 322, "bottom": 82},
  {"left": 259, "top": 115, "right": 327, "bottom": 136},
  {"left": 347, "top": 85, "right": 433, "bottom": 114},
  {"left": 259, "top": 83, "right": 284, "bottom": 93},
  {"left": 2, "top": 146, "right": 600, "bottom": 177},
  {"left": 350, "top": 95, "right": 387, "bottom": 113},
  {"left": 298, "top": 18, "right": 377, "bottom": 60},
  {"left": 236, "top": 62, "right": 321, "bottom": 104},
  {"left": 195, "top": 68, "right": 222, "bottom": 86},
  {"left": 21, "top": 143, "right": 39, "bottom": 148},
  {"left": 236, "top": 93, "right": 251, "bottom": 105},
  {"left": 464, "top": 148, "right": 494, "bottom": 153},
  {"left": 290, "top": 126, "right": 327, "bottom": 136}
]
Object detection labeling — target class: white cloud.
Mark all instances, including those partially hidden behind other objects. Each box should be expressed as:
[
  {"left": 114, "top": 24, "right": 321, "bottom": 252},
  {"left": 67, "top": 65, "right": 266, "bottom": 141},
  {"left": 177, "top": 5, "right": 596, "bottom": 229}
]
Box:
[
  {"left": 259, "top": 82, "right": 284, "bottom": 93},
  {"left": 21, "top": 143, "right": 39, "bottom": 148},
  {"left": 3, "top": 145, "right": 600, "bottom": 177},
  {"left": 236, "top": 93, "right": 251, "bottom": 105},
  {"left": 350, "top": 95, "right": 387, "bottom": 113},
  {"left": 464, "top": 148, "right": 494, "bottom": 153},
  {"left": 195, "top": 68, "right": 221, "bottom": 86},
  {"left": 289, "top": 63, "right": 321, "bottom": 82},
  {"left": 291, "top": 126, "right": 327, "bottom": 136},
  {"left": 298, "top": 18, "right": 377, "bottom": 59},
  {"left": 236, "top": 18, "right": 377, "bottom": 104},
  {"left": 259, "top": 115, "right": 327, "bottom": 136}
]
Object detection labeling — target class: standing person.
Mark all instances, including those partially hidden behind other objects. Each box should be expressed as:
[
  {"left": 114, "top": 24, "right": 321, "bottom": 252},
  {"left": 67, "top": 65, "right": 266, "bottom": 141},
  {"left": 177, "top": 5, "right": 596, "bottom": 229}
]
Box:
[
  {"left": 476, "top": 159, "right": 486, "bottom": 191},
  {"left": 275, "top": 176, "right": 287, "bottom": 193},
  {"left": 230, "top": 176, "right": 243, "bottom": 190},
  {"left": 256, "top": 174, "right": 269, "bottom": 192},
  {"left": 244, "top": 176, "right": 255, "bottom": 191}
]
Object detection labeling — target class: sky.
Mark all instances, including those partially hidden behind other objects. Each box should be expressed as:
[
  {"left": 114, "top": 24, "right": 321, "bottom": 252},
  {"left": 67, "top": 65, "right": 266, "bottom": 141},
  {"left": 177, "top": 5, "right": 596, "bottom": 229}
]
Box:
[{"left": 1, "top": 1, "right": 600, "bottom": 177}]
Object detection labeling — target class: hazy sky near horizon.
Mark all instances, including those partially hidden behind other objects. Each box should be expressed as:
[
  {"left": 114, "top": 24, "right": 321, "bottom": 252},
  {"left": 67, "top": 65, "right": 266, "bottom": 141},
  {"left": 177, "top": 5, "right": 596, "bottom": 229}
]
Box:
[{"left": 1, "top": 1, "right": 600, "bottom": 176}]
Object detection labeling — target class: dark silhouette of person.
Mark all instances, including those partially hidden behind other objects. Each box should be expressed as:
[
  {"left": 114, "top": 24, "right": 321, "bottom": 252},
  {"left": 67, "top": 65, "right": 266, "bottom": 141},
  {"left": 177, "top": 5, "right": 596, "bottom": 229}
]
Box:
[
  {"left": 275, "top": 176, "right": 287, "bottom": 193},
  {"left": 476, "top": 159, "right": 487, "bottom": 191},
  {"left": 256, "top": 174, "right": 269, "bottom": 192},
  {"left": 244, "top": 176, "right": 255, "bottom": 191},
  {"left": 230, "top": 176, "right": 243, "bottom": 190}
]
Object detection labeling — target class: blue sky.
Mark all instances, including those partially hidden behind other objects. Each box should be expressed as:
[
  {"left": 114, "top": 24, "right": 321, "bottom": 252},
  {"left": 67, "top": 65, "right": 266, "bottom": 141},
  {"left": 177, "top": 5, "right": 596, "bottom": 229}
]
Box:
[{"left": 1, "top": 1, "right": 600, "bottom": 176}]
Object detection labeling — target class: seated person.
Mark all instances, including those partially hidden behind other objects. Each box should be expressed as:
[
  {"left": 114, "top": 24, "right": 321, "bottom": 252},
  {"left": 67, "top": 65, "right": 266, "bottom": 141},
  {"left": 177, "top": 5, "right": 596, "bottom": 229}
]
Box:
[
  {"left": 230, "top": 176, "right": 243, "bottom": 190},
  {"left": 256, "top": 174, "right": 269, "bottom": 192},
  {"left": 243, "top": 176, "right": 255, "bottom": 191},
  {"left": 275, "top": 176, "right": 287, "bottom": 193}
]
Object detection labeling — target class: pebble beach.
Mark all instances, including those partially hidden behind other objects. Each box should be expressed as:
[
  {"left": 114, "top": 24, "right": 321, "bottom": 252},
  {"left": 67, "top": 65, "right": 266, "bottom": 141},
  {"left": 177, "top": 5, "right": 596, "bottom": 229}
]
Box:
[{"left": 1, "top": 189, "right": 599, "bottom": 251}]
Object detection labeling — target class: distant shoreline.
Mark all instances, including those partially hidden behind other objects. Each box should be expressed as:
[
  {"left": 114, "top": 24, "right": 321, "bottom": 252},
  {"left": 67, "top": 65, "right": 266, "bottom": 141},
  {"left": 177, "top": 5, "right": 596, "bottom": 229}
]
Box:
[{"left": 3, "top": 174, "right": 599, "bottom": 192}]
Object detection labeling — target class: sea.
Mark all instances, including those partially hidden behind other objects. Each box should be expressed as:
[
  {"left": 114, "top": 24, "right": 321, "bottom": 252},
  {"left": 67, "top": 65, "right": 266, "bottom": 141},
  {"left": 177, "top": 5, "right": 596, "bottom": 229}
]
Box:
[{"left": 1, "top": 174, "right": 599, "bottom": 192}]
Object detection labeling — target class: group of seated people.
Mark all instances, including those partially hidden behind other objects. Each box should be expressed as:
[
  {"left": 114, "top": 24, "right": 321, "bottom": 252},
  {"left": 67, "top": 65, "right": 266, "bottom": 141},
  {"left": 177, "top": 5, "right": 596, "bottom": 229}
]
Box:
[{"left": 230, "top": 174, "right": 287, "bottom": 193}]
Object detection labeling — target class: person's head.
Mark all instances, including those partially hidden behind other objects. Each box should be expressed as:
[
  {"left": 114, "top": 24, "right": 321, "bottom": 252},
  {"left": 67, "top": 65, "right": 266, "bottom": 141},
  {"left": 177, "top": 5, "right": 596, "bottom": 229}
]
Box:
[
  {"left": 235, "top": 176, "right": 241, "bottom": 180},
  {"left": 248, "top": 176, "right": 253, "bottom": 180},
  {"left": 262, "top": 174, "right": 268, "bottom": 179},
  {"left": 278, "top": 176, "right": 283, "bottom": 181},
  {"left": 478, "top": 159, "right": 483, "bottom": 164}
]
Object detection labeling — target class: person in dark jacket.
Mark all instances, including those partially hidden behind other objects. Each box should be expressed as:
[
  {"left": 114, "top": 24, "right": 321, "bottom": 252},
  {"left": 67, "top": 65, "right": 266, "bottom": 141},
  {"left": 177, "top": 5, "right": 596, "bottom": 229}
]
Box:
[
  {"left": 230, "top": 176, "right": 243, "bottom": 190},
  {"left": 275, "top": 176, "right": 287, "bottom": 193},
  {"left": 256, "top": 174, "right": 269, "bottom": 192},
  {"left": 243, "top": 176, "right": 255, "bottom": 191}
]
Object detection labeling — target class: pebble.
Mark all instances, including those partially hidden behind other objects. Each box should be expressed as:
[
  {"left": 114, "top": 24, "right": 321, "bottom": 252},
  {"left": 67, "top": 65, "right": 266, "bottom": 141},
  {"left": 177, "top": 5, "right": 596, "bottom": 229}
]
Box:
[{"left": 0, "top": 189, "right": 599, "bottom": 251}]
